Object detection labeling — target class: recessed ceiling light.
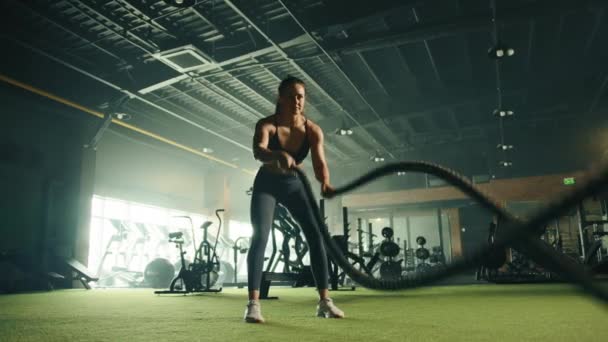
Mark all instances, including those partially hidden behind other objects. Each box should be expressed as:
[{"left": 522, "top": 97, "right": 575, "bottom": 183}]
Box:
[
  {"left": 488, "top": 42, "right": 515, "bottom": 59},
  {"left": 112, "top": 112, "right": 132, "bottom": 121},
  {"left": 163, "top": 0, "right": 196, "bottom": 8}
]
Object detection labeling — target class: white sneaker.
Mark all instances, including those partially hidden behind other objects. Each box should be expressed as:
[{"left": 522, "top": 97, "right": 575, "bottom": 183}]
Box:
[
  {"left": 244, "top": 300, "right": 265, "bottom": 323},
  {"left": 316, "top": 298, "right": 344, "bottom": 318}
]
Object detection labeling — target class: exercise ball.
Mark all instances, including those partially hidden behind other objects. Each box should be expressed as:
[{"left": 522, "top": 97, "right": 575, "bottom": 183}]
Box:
[{"left": 144, "top": 258, "right": 175, "bottom": 288}]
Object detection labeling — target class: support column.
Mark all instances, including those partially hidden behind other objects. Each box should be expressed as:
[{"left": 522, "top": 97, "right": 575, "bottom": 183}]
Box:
[
  {"left": 72, "top": 146, "right": 96, "bottom": 287},
  {"left": 73, "top": 147, "right": 96, "bottom": 263},
  {"left": 446, "top": 208, "right": 463, "bottom": 257}
]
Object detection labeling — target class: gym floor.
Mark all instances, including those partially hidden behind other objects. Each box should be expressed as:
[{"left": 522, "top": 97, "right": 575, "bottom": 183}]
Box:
[{"left": 1, "top": 284, "right": 606, "bottom": 342}]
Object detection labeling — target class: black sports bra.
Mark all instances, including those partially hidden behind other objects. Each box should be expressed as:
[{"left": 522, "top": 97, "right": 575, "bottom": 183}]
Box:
[{"left": 267, "top": 116, "right": 310, "bottom": 164}]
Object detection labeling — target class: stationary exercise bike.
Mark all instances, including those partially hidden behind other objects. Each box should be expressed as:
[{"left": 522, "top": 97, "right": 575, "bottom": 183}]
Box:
[{"left": 155, "top": 209, "right": 225, "bottom": 294}]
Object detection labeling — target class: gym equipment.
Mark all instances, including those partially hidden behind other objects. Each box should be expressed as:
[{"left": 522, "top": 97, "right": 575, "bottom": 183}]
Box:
[
  {"left": 415, "top": 236, "right": 426, "bottom": 246},
  {"left": 354, "top": 218, "right": 379, "bottom": 260},
  {"left": 232, "top": 236, "right": 249, "bottom": 286},
  {"left": 62, "top": 257, "right": 98, "bottom": 290},
  {"left": 414, "top": 235, "right": 431, "bottom": 272},
  {"left": 352, "top": 218, "right": 374, "bottom": 275},
  {"left": 479, "top": 218, "right": 557, "bottom": 283},
  {"left": 293, "top": 161, "right": 608, "bottom": 304},
  {"left": 155, "top": 209, "right": 224, "bottom": 294},
  {"left": 428, "top": 246, "right": 446, "bottom": 264},
  {"left": 95, "top": 219, "right": 131, "bottom": 286},
  {"left": 379, "top": 227, "right": 399, "bottom": 257},
  {"left": 488, "top": 248, "right": 555, "bottom": 284},
  {"left": 482, "top": 221, "right": 508, "bottom": 269},
  {"left": 357, "top": 218, "right": 365, "bottom": 257},
  {"left": 259, "top": 268, "right": 314, "bottom": 300},
  {"left": 476, "top": 219, "right": 508, "bottom": 282},
  {"left": 366, "top": 222, "right": 378, "bottom": 257},
  {"left": 381, "top": 227, "right": 393, "bottom": 239},
  {"left": 0, "top": 251, "right": 67, "bottom": 292},
  {"left": 378, "top": 227, "right": 403, "bottom": 280},
  {"left": 415, "top": 248, "right": 430, "bottom": 260},
  {"left": 217, "top": 261, "right": 234, "bottom": 285},
  {"left": 264, "top": 162, "right": 608, "bottom": 302},
  {"left": 95, "top": 219, "right": 161, "bottom": 288},
  {"left": 577, "top": 199, "right": 608, "bottom": 276},
  {"left": 143, "top": 258, "right": 174, "bottom": 288},
  {"left": 266, "top": 204, "right": 308, "bottom": 274},
  {"left": 379, "top": 260, "right": 402, "bottom": 280},
  {"left": 324, "top": 204, "right": 357, "bottom": 291},
  {"left": 379, "top": 241, "right": 400, "bottom": 258},
  {"left": 352, "top": 221, "right": 384, "bottom": 277},
  {"left": 403, "top": 247, "right": 416, "bottom": 273},
  {"left": 260, "top": 203, "right": 313, "bottom": 299}
]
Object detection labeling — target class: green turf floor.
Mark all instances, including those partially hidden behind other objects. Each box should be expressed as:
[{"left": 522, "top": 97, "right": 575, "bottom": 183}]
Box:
[{"left": 0, "top": 284, "right": 606, "bottom": 341}]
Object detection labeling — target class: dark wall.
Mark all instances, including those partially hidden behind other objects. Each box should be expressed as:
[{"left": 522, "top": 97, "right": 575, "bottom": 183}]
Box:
[
  {"left": 0, "top": 83, "right": 92, "bottom": 290},
  {"left": 0, "top": 79, "right": 258, "bottom": 293},
  {"left": 458, "top": 204, "right": 493, "bottom": 259}
]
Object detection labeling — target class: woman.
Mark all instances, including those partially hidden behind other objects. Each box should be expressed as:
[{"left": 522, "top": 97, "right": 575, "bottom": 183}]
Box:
[{"left": 244, "top": 76, "right": 344, "bottom": 323}]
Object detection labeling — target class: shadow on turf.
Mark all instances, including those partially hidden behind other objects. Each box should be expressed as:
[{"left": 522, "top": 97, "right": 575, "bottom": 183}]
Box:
[
  {"left": 149, "top": 284, "right": 587, "bottom": 305},
  {"left": 330, "top": 284, "right": 583, "bottom": 303},
  {"left": 152, "top": 291, "right": 243, "bottom": 301}
]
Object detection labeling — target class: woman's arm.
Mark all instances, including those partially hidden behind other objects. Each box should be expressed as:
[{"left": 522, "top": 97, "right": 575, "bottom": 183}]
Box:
[
  {"left": 253, "top": 118, "right": 295, "bottom": 168},
  {"left": 309, "top": 122, "right": 334, "bottom": 194}
]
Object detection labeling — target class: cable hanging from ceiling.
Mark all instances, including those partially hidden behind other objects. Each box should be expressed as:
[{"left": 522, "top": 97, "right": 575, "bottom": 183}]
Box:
[{"left": 489, "top": 0, "right": 516, "bottom": 168}]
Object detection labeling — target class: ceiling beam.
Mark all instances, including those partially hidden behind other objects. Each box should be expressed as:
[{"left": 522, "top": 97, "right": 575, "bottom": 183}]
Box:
[
  {"left": 358, "top": 88, "right": 529, "bottom": 128},
  {"left": 583, "top": 8, "right": 605, "bottom": 56},
  {"left": 15, "top": 0, "right": 126, "bottom": 64},
  {"left": 222, "top": 0, "right": 397, "bottom": 160},
  {"left": 411, "top": 8, "right": 442, "bottom": 84},
  {"left": 410, "top": 6, "right": 460, "bottom": 133},
  {"left": 188, "top": 6, "right": 230, "bottom": 40},
  {"left": 122, "top": 0, "right": 248, "bottom": 53},
  {"left": 4, "top": 35, "right": 253, "bottom": 153},
  {"left": 64, "top": 0, "right": 159, "bottom": 54},
  {"left": 300, "top": 0, "right": 428, "bottom": 33},
  {"left": 356, "top": 52, "right": 390, "bottom": 97},
  {"left": 524, "top": 19, "right": 535, "bottom": 74},
  {"left": 278, "top": 0, "right": 404, "bottom": 153},
  {"left": 324, "top": 0, "right": 608, "bottom": 55},
  {"left": 374, "top": 107, "right": 581, "bottom": 154},
  {"left": 161, "top": 84, "right": 252, "bottom": 133},
  {"left": 135, "top": 34, "right": 311, "bottom": 94},
  {"left": 587, "top": 72, "right": 608, "bottom": 115}
]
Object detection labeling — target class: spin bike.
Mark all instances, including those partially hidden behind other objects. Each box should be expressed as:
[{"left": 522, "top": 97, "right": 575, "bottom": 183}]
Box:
[{"left": 155, "top": 209, "right": 225, "bottom": 294}]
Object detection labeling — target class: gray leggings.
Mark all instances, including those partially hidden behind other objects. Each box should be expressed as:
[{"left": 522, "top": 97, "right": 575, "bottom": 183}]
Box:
[{"left": 248, "top": 167, "right": 329, "bottom": 291}]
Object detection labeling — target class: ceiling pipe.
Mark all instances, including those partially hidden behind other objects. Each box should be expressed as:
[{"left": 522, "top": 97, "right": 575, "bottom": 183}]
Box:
[
  {"left": 223, "top": 0, "right": 396, "bottom": 160},
  {"left": 278, "top": 0, "right": 404, "bottom": 152},
  {"left": 1, "top": 35, "right": 252, "bottom": 153},
  {"left": 0, "top": 72, "right": 257, "bottom": 174}
]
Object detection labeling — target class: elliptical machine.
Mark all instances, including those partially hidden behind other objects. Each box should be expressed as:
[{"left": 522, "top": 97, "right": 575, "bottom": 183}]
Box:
[{"left": 155, "top": 209, "right": 225, "bottom": 294}]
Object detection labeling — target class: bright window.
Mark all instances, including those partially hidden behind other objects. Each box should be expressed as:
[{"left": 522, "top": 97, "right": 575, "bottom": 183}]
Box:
[{"left": 87, "top": 195, "right": 211, "bottom": 287}]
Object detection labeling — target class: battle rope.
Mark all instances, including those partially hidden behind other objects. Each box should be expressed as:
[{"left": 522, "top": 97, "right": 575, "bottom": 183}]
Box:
[{"left": 294, "top": 161, "right": 608, "bottom": 304}]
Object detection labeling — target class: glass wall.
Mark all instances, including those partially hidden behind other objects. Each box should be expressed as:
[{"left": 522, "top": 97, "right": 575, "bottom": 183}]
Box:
[
  {"left": 350, "top": 208, "right": 453, "bottom": 271},
  {"left": 88, "top": 195, "right": 255, "bottom": 287}
]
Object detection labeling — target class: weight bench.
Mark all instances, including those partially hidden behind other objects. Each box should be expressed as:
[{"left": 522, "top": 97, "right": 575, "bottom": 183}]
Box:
[
  {"left": 260, "top": 272, "right": 299, "bottom": 299},
  {"left": 62, "top": 258, "right": 98, "bottom": 290}
]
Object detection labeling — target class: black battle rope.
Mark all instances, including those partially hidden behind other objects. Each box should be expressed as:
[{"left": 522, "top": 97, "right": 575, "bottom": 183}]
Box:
[{"left": 294, "top": 161, "right": 608, "bottom": 305}]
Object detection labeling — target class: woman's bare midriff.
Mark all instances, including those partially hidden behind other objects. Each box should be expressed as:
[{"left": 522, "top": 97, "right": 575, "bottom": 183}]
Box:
[{"left": 261, "top": 163, "right": 303, "bottom": 175}]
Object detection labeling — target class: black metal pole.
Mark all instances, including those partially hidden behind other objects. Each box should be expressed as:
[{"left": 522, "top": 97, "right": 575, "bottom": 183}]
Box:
[
  {"left": 342, "top": 207, "right": 349, "bottom": 252},
  {"left": 368, "top": 222, "right": 374, "bottom": 253}
]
